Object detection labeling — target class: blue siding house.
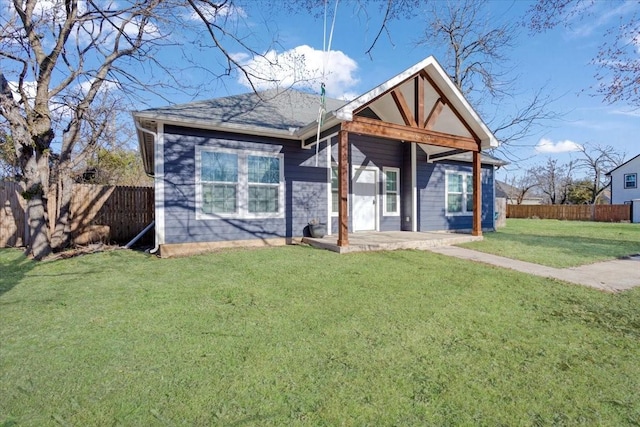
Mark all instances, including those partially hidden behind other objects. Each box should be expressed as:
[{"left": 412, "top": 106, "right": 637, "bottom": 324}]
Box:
[{"left": 133, "top": 56, "right": 503, "bottom": 257}]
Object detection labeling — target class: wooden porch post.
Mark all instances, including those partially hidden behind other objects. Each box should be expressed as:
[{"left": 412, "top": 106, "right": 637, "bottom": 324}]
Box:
[
  {"left": 337, "top": 129, "right": 349, "bottom": 246},
  {"left": 472, "top": 150, "right": 482, "bottom": 236}
]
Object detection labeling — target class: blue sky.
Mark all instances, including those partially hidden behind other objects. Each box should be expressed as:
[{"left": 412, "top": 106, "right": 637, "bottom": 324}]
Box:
[
  {"left": 148, "top": 0, "right": 640, "bottom": 181},
  {"left": 4, "top": 0, "right": 636, "bottom": 180}
]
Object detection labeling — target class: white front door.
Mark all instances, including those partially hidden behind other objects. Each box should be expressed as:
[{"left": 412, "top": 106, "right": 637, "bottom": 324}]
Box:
[{"left": 353, "top": 168, "right": 377, "bottom": 231}]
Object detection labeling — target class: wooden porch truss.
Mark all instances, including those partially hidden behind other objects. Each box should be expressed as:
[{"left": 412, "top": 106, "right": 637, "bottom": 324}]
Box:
[{"left": 337, "top": 71, "right": 484, "bottom": 247}]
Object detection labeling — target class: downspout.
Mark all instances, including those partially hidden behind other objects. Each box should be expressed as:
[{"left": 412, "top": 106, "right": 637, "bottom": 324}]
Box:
[
  {"left": 133, "top": 119, "right": 161, "bottom": 254},
  {"left": 124, "top": 220, "right": 155, "bottom": 249}
]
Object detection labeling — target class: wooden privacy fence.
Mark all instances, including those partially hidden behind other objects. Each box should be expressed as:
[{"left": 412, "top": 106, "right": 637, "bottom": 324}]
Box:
[
  {"left": 0, "top": 182, "right": 154, "bottom": 248},
  {"left": 507, "top": 204, "right": 631, "bottom": 222},
  {"left": 0, "top": 181, "right": 27, "bottom": 247},
  {"left": 67, "top": 185, "right": 154, "bottom": 244}
]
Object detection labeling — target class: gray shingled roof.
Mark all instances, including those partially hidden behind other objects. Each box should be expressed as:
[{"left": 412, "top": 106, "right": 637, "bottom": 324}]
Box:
[{"left": 136, "top": 88, "right": 347, "bottom": 133}]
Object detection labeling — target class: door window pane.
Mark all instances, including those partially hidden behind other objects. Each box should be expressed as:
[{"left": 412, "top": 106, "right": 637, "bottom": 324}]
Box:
[{"left": 386, "top": 170, "right": 397, "bottom": 192}]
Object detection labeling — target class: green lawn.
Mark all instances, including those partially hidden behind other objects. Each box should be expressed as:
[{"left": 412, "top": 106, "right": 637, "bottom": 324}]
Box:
[
  {"left": 461, "top": 218, "right": 640, "bottom": 267},
  {"left": 1, "top": 245, "right": 640, "bottom": 426}
]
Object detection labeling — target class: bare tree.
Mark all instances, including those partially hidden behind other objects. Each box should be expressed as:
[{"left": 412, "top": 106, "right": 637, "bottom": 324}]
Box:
[
  {"left": 530, "top": 158, "right": 575, "bottom": 205},
  {"left": 418, "top": 0, "right": 516, "bottom": 99},
  {"left": 505, "top": 174, "right": 538, "bottom": 205},
  {"left": 527, "top": 0, "right": 640, "bottom": 107},
  {"left": 0, "top": 0, "right": 277, "bottom": 259},
  {"left": 414, "top": 0, "right": 559, "bottom": 159},
  {"left": 575, "top": 143, "right": 625, "bottom": 204}
]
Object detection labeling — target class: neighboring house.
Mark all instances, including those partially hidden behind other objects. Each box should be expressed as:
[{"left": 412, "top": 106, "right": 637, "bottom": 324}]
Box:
[
  {"left": 606, "top": 153, "right": 640, "bottom": 204},
  {"left": 495, "top": 180, "right": 543, "bottom": 205},
  {"left": 133, "top": 56, "right": 502, "bottom": 257}
]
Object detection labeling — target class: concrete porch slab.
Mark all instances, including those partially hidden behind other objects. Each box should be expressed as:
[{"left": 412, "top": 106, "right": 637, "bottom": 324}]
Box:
[{"left": 302, "top": 231, "right": 483, "bottom": 254}]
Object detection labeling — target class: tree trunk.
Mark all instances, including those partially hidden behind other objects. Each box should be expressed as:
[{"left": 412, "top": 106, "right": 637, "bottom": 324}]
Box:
[
  {"left": 22, "top": 150, "right": 52, "bottom": 260},
  {"left": 26, "top": 192, "right": 51, "bottom": 260}
]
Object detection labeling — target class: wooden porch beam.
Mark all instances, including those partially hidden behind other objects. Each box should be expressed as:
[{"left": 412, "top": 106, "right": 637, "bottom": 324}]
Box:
[
  {"left": 390, "top": 89, "right": 417, "bottom": 127},
  {"left": 419, "top": 70, "right": 481, "bottom": 143},
  {"left": 337, "top": 129, "right": 349, "bottom": 247},
  {"left": 472, "top": 150, "right": 482, "bottom": 236},
  {"left": 342, "top": 116, "right": 479, "bottom": 152},
  {"left": 416, "top": 75, "right": 425, "bottom": 126},
  {"left": 424, "top": 98, "right": 445, "bottom": 130}
]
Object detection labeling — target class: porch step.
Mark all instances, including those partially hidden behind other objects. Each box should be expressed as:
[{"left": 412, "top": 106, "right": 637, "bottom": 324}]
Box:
[{"left": 302, "top": 231, "right": 482, "bottom": 254}]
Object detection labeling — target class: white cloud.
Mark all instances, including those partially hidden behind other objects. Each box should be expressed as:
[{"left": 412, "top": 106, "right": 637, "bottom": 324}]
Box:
[
  {"left": 8, "top": 80, "right": 73, "bottom": 120},
  {"left": 7, "top": 81, "right": 37, "bottom": 104},
  {"left": 569, "top": 1, "right": 638, "bottom": 38},
  {"left": 33, "top": 0, "right": 87, "bottom": 21},
  {"left": 236, "top": 45, "right": 359, "bottom": 99},
  {"left": 535, "top": 138, "right": 583, "bottom": 153},
  {"left": 1, "top": 0, "right": 88, "bottom": 22},
  {"left": 339, "top": 92, "right": 359, "bottom": 102},
  {"left": 8, "top": 78, "right": 119, "bottom": 120},
  {"left": 610, "top": 108, "right": 640, "bottom": 118},
  {"left": 123, "top": 19, "right": 161, "bottom": 40},
  {"left": 186, "top": 3, "right": 246, "bottom": 22},
  {"left": 77, "top": 78, "right": 120, "bottom": 96},
  {"left": 76, "top": 16, "right": 161, "bottom": 47}
]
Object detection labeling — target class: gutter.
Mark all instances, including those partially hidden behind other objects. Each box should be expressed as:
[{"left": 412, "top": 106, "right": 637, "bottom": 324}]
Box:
[
  {"left": 133, "top": 117, "right": 161, "bottom": 254},
  {"left": 133, "top": 116, "right": 158, "bottom": 177},
  {"left": 297, "top": 112, "right": 342, "bottom": 146}
]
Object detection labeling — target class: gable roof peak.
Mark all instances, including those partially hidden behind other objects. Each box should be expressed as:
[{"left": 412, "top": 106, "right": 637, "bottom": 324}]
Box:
[{"left": 334, "top": 55, "right": 498, "bottom": 150}]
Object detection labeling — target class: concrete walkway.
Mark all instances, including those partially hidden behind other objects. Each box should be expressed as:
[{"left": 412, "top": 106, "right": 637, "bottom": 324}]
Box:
[{"left": 428, "top": 246, "right": 640, "bottom": 293}]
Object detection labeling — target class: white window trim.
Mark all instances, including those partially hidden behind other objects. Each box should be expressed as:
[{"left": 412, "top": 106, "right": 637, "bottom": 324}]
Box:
[
  {"left": 411, "top": 144, "right": 417, "bottom": 232},
  {"left": 382, "top": 167, "right": 400, "bottom": 216},
  {"left": 330, "top": 162, "right": 339, "bottom": 217},
  {"left": 195, "top": 146, "right": 284, "bottom": 220},
  {"left": 445, "top": 170, "right": 474, "bottom": 217},
  {"left": 624, "top": 173, "right": 637, "bottom": 189}
]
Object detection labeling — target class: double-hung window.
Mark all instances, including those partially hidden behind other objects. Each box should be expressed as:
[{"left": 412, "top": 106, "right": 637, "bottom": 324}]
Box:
[
  {"left": 200, "top": 151, "right": 238, "bottom": 214},
  {"left": 446, "top": 171, "right": 473, "bottom": 215},
  {"left": 383, "top": 167, "right": 400, "bottom": 216},
  {"left": 248, "top": 155, "right": 280, "bottom": 213},
  {"left": 196, "top": 147, "right": 283, "bottom": 219},
  {"left": 624, "top": 173, "right": 637, "bottom": 189}
]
